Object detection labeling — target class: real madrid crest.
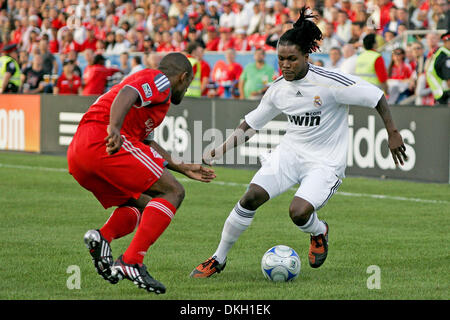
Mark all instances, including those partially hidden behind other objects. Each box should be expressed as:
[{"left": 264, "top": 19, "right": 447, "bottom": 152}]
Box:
[{"left": 313, "top": 95, "right": 322, "bottom": 108}]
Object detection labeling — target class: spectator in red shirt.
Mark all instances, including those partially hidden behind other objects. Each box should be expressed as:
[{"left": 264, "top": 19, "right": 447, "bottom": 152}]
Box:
[
  {"left": 340, "top": 0, "right": 356, "bottom": 22},
  {"left": 387, "top": 48, "right": 414, "bottom": 104},
  {"left": 60, "top": 30, "right": 83, "bottom": 54},
  {"left": 156, "top": 31, "right": 176, "bottom": 52},
  {"left": 233, "top": 29, "right": 251, "bottom": 52},
  {"left": 82, "top": 27, "right": 98, "bottom": 52},
  {"left": 210, "top": 48, "right": 243, "bottom": 98},
  {"left": 378, "top": 0, "right": 395, "bottom": 30},
  {"left": 54, "top": 60, "right": 82, "bottom": 95},
  {"left": 217, "top": 27, "right": 235, "bottom": 52},
  {"left": 205, "top": 26, "right": 220, "bottom": 51},
  {"left": 82, "top": 54, "right": 121, "bottom": 96}
]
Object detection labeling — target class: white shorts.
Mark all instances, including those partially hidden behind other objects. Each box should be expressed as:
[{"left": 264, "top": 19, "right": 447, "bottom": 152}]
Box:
[{"left": 250, "top": 144, "right": 342, "bottom": 211}]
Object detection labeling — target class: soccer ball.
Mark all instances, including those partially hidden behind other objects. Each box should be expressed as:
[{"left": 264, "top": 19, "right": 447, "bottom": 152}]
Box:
[{"left": 261, "top": 245, "right": 301, "bottom": 282}]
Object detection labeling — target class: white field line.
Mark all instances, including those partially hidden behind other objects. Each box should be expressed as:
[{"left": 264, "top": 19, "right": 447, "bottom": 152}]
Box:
[{"left": 0, "top": 162, "right": 448, "bottom": 205}]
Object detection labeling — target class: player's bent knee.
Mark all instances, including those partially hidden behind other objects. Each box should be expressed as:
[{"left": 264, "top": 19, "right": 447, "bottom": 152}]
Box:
[
  {"left": 289, "top": 201, "right": 314, "bottom": 226},
  {"left": 240, "top": 184, "right": 270, "bottom": 211}
]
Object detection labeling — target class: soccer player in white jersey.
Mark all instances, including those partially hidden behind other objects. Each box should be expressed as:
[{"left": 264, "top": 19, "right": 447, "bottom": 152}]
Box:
[{"left": 190, "top": 7, "right": 408, "bottom": 277}]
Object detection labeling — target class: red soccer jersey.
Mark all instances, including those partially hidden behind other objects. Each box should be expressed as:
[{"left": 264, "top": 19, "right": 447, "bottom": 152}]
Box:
[
  {"left": 389, "top": 62, "right": 413, "bottom": 80},
  {"left": 79, "top": 69, "right": 171, "bottom": 141},
  {"left": 56, "top": 73, "right": 82, "bottom": 94},
  {"left": 82, "top": 64, "right": 121, "bottom": 96}
]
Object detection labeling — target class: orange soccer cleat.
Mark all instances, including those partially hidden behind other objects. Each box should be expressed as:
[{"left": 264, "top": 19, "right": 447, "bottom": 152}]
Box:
[
  {"left": 308, "top": 221, "right": 329, "bottom": 268},
  {"left": 190, "top": 256, "right": 227, "bottom": 278}
]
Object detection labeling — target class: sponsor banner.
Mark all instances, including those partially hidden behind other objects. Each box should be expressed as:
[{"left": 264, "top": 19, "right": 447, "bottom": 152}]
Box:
[
  {"left": 39, "top": 95, "right": 449, "bottom": 183},
  {"left": 40, "top": 95, "right": 97, "bottom": 154},
  {"left": 0, "top": 94, "right": 41, "bottom": 152}
]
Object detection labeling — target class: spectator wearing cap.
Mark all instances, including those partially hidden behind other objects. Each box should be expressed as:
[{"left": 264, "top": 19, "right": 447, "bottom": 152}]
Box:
[
  {"left": 183, "top": 12, "right": 200, "bottom": 39},
  {"left": 234, "top": 29, "right": 251, "bottom": 51},
  {"left": 217, "top": 27, "right": 235, "bottom": 52},
  {"left": 186, "top": 28, "right": 206, "bottom": 48},
  {"left": 0, "top": 44, "right": 22, "bottom": 93},
  {"left": 134, "top": 7, "right": 147, "bottom": 31},
  {"left": 205, "top": 26, "right": 220, "bottom": 51},
  {"left": 82, "top": 54, "right": 121, "bottom": 96},
  {"left": 220, "top": 2, "right": 236, "bottom": 30},
  {"left": 54, "top": 59, "right": 82, "bottom": 95},
  {"left": 426, "top": 32, "right": 450, "bottom": 105},
  {"left": 264, "top": 1, "right": 277, "bottom": 26}
]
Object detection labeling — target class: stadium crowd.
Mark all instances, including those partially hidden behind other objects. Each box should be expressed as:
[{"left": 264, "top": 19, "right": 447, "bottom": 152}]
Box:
[{"left": 0, "top": 0, "right": 448, "bottom": 104}]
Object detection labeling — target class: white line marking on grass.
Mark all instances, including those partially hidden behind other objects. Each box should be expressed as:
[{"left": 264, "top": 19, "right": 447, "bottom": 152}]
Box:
[
  {"left": 0, "top": 163, "right": 68, "bottom": 172},
  {"left": 0, "top": 162, "right": 448, "bottom": 205}
]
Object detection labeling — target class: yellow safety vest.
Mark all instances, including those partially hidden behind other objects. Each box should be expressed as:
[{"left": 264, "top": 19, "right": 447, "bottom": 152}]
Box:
[
  {"left": 0, "top": 55, "right": 21, "bottom": 88},
  {"left": 185, "top": 56, "right": 202, "bottom": 97},
  {"left": 355, "top": 50, "right": 382, "bottom": 87},
  {"left": 426, "top": 46, "right": 449, "bottom": 100}
]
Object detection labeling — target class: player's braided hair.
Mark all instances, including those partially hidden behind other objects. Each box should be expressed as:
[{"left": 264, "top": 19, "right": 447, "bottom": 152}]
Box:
[{"left": 278, "top": 6, "right": 323, "bottom": 54}]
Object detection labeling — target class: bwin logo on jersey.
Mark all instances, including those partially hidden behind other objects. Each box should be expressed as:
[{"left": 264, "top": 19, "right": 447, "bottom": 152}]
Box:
[{"left": 287, "top": 111, "right": 321, "bottom": 127}]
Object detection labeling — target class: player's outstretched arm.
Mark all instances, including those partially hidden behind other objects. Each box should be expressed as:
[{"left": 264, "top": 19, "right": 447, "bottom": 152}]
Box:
[
  {"left": 105, "top": 86, "right": 139, "bottom": 155},
  {"left": 203, "top": 120, "right": 256, "bottom": 165},
  {"left": 150, "top": 140, "right": 216, "bottom": 183},
  {"left": 375, "top": 95, "right": 408, "bottom": 166}
]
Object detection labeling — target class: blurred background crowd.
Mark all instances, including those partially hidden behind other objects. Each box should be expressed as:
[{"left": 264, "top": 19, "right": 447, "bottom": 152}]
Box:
[{"left": 0, "top": 0, "right": 448, "bottom": 105}]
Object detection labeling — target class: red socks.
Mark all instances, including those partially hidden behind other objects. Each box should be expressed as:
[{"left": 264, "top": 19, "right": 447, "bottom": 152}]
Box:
[
  {"left": 99, "top": 206, "right": 141, "bottom": 243},
  {"left": 123, "top": 198, "right": 176, "bottom": 265}
]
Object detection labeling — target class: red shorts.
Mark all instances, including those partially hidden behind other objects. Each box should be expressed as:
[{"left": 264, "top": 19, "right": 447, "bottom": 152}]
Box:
[{"left": 67, "top": 123, "right": 167, "bottom": 209}]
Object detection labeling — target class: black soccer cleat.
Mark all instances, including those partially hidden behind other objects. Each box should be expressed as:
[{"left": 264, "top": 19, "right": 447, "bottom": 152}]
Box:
[
  {"left": 84, "top": 229, "right": 118, "bottom": 284},
  {"left": 111, "top": 255, "right": 166, "bottom": 294}
]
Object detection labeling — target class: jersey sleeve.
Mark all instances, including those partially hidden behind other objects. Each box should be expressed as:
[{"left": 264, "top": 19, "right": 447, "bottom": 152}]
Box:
[
  {"left": 124, "top": 70, "right": 171, "bottom": 107},
  {"left": 244, "top": 85, "right": 281, "bottom": 130},
  {"left": 331, "top": 73, "right": 384, "bottom": 108}
]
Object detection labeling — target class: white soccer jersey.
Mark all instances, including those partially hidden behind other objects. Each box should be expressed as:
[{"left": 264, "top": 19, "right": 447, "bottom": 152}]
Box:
[{"left": 245, "top": 63, "right": 383, "bottom": 178}]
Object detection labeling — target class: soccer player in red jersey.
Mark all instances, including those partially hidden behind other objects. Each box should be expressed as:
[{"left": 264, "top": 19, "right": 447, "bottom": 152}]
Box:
[{"left": 67, "top": 52, "right": 216, "bottom": 293}]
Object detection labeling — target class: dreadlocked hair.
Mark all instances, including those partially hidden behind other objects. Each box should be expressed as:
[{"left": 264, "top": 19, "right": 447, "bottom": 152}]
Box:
[{"left": 278, "top": 6, "right": 323, "bottom": 54}]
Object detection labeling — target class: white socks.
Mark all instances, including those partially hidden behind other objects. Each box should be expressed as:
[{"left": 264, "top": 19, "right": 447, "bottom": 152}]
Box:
[
  {"left": 298, "top": 211, "right": 326, "bottom": 236},
  {"left": 213, "top": 202, "right": 255, "bottom": 264}
]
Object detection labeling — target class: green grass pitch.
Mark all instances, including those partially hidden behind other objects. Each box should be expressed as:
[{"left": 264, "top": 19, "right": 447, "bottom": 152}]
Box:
[{"left": 0, "top": 151, "right": 448, "bottom": 300}]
